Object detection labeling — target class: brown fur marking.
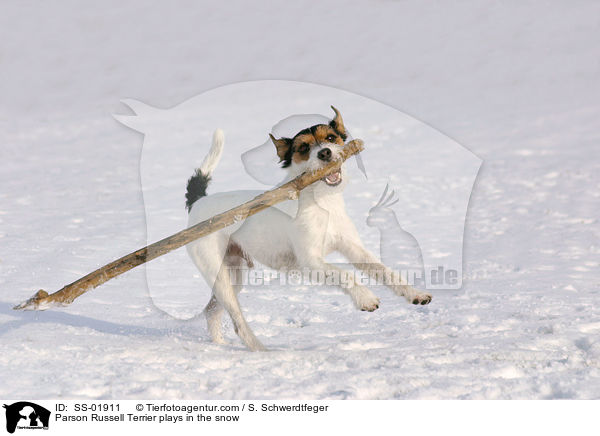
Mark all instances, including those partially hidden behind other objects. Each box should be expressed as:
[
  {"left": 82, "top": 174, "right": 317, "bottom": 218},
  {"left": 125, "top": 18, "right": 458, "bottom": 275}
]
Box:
[
  {"left": 290, "top": 125, "right": 345, "bottom": 163},
  {"left": 226, "top": 241, "right": 254, "bottom": 268}
]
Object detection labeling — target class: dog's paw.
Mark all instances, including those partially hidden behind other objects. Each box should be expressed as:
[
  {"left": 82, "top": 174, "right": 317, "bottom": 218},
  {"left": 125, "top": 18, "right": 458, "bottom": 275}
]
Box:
[
  {"left": 411, "top": 293, "right": 432, "bottom": 305},
  {"left": 360, "top": 299, "right": 380, "bottom": 312},
  {"left": 352, "top": 288, "right": 380, "bottom": 312}
]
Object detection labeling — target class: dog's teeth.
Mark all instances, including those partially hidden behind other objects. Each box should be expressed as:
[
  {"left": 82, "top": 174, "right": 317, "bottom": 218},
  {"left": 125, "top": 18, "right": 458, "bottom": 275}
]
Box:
[{"left": 324, "top": 171, "right": 341, "bottom": 185}]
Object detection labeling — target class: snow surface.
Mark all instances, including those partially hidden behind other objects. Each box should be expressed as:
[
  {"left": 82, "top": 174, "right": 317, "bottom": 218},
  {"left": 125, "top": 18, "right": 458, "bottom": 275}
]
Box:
[{"left": 1, "top": 1, "right": 599, "bottom": 399}]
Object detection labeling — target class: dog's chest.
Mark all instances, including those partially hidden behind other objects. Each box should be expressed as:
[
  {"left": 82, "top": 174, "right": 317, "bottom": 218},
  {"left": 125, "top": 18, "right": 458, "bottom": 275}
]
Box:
[{"left": 295, "top": 199, "right": 353, "bottom": 253}]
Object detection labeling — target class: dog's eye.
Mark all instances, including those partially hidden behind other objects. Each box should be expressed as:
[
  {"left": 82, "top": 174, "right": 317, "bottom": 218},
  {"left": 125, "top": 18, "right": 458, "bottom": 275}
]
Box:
[
  {"left": 297, "top": 143, "right": 310, "bottom": 154},
  {"left": 326, "top": 134, "right": 337, "bottom": 142}
]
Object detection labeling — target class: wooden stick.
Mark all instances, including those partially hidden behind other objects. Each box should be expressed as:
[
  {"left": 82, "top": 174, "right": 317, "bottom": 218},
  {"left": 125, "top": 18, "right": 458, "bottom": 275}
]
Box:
[{"left": 14, "top": 139, "right": 364, "bottom": 310}]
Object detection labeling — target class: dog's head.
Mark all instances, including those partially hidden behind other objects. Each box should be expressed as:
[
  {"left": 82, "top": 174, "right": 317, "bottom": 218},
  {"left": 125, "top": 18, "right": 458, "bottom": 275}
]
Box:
[{"left": 269, "top": 106, "right": 348, "bottom": 190}]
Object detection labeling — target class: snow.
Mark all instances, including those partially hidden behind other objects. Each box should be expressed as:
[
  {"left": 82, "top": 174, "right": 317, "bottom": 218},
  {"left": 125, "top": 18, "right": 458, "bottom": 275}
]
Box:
[{"left": 1, "top": 0, "right": 599, "bottom": 399}]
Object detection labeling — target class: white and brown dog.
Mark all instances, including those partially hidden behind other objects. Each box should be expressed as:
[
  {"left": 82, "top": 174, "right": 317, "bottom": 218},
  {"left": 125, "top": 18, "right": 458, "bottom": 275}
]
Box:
[{"left": 185, "top": 107, "right": 431, "bottom": 351}]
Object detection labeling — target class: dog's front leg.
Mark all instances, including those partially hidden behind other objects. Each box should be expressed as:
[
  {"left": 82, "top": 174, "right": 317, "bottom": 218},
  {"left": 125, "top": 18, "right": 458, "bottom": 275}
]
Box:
[
  {"left": 292, "top": 204, "right": 380, "bottom": 311},
  {"left": 295, "top": 253, "right": 380, "bottom": 312},
  {"left": 338, "top": 238, "right": 432, "bottom": 305}
]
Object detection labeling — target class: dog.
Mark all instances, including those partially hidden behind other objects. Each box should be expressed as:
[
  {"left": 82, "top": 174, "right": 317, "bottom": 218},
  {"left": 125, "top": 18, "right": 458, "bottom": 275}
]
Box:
[{"left": 185, "top": 106, "right": 432, "bottom": 351}]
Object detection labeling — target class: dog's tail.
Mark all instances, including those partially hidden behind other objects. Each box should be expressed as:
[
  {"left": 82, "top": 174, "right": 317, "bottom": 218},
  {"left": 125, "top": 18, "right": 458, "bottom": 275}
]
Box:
[{"left": 185, "top": 129, "right": 225, "bottom": 212}]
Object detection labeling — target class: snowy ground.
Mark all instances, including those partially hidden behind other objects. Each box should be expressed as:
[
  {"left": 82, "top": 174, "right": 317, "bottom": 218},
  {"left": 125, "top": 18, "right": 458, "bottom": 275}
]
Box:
[{"left": 1, "top": 1, "right": 599, "bottom": 399}]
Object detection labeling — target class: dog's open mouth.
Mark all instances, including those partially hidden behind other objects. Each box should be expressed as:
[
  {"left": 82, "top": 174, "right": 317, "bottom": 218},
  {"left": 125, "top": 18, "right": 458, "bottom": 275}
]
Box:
[{"left": 322, "top": 170, "right": 342, "bottom": 186}]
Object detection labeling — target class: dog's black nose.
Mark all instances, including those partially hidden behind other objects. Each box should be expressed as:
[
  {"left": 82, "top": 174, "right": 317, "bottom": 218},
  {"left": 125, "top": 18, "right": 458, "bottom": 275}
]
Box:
[{"left": 318, "top": 148, "right": 332, "bottom": 162}]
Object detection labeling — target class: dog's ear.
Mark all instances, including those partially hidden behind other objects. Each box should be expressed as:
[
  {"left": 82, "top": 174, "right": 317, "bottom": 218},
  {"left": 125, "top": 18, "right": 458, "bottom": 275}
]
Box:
[
  {"left": 329, "top": 106, "right": 347, "bottom": 141},
  {"left": 269, "top": 134, "right": 293, "bottom": 162}
]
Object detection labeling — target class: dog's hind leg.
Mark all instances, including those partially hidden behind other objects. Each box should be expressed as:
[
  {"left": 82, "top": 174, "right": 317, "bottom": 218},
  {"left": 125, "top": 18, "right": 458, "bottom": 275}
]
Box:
[
  {"left": 188, "top": 234, "right": 230, "bottom": 345},
  {"left": 190, "top": 234, "right": 261, "bottom": 350},
  {"left": 203, "top": 294, "right": 225, "bottom": 344},
  {"left": 202, "top": 243, "right": 247, "bottom": 345},
  {"left": 212, "top": 263, "right": 266, "bottom": 351}
]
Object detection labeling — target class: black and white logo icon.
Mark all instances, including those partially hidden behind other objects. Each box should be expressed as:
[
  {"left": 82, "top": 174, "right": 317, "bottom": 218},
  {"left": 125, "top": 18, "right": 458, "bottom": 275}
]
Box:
[{"left": 3, "top": 402, "right": 50, "bottom": 434}]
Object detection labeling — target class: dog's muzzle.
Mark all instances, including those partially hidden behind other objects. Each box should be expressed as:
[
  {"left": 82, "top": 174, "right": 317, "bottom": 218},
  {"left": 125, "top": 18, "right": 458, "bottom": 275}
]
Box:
[{"left": 318, "top": 147, "right": 342, "bottom": 186}]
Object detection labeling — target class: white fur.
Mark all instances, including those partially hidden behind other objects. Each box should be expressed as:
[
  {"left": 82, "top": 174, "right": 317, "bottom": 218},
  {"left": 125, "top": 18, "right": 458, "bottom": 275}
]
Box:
[
  {"left": 199, "top": 128, "right": 224, "bottom": 175},
  {"left": 187, "top": 130, "right": 432, "bottom": 351}
]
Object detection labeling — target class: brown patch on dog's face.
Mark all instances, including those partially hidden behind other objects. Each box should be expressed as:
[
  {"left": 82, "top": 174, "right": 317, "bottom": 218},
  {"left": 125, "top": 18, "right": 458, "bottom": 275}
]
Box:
[
  {"left": 290, "top": 125, "right": 344, "bottom": 164},
  {"left": 269, "top": 106, "right": 348, "bottom": 168}
]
